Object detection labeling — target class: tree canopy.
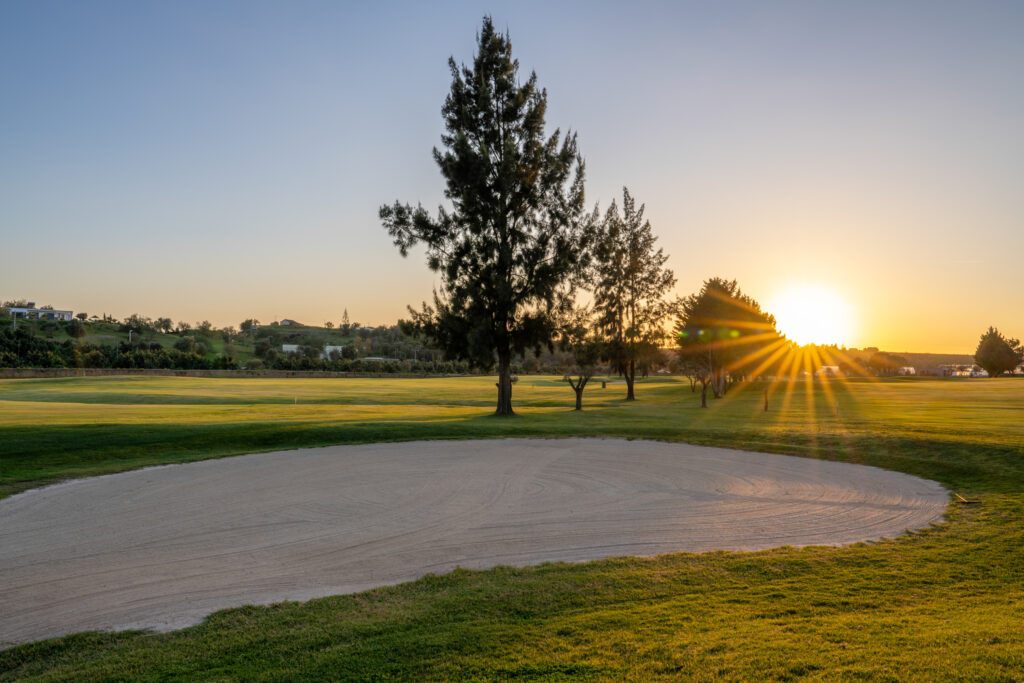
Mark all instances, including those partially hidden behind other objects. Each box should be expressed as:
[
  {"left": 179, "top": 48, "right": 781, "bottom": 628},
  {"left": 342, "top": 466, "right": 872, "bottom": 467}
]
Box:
[
  {"left": 674, "top": 278, "right": 781, "bottom": 404},
  {"left": 974, "top": 327, "right": 1022, "bottom": 378},
  {"left": 380, "top": 17, "right": 588, "bottom": 415},
  {"left": 590, "top": 188, "right": 674, "bottom": 400}
]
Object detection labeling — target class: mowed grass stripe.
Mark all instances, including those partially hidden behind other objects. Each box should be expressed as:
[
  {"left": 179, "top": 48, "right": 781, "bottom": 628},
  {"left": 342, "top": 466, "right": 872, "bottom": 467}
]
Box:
[{"left": 0, "top": 375, "right": 626, "bottom": 407}]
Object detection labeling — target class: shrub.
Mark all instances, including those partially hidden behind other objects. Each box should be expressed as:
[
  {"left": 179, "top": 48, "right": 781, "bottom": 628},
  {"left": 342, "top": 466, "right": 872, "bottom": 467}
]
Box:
[{"left": 174, "top": 336, "right": 196, "bottom": 353}]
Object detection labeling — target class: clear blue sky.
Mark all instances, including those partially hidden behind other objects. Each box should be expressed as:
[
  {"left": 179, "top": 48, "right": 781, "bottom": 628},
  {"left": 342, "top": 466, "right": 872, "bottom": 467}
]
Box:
[{"left": 2, "top": 1, "right": 1022, "bottom": 352}]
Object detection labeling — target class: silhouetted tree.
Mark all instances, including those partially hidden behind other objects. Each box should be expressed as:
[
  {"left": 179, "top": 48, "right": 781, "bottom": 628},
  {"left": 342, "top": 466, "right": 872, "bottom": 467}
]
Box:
[
  {"left": 974, "top": 327, "right": 1022, "bottom": 378},
  {"left": 636, "top": 342, "right": 666, "bottom": 378},
  {"left": 686, "top": 344, "right": 716, "bottom": 408},
  {"left": 672, "top": 354, "right": 703, "bottom": 392},
  {"left": 675, "top": 278, "right": 780, "bottom": 403},
  {"left": 590, "top": 188, "right": 674, "bottom": 401},
  {"left": 380, "top": 17, "right": 588, "bottom": 415}
]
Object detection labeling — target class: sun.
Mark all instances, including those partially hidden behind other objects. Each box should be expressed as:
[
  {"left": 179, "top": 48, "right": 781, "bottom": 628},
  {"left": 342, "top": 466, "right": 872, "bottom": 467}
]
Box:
[{"left": 768, "top": 284, "right": 854, "bottom": 347}]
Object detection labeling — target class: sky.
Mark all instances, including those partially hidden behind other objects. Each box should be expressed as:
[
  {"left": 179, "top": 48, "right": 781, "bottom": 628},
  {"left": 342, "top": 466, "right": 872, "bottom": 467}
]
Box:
[{"left": 2, "top": 1, "right": 1022, "bottom": 353}]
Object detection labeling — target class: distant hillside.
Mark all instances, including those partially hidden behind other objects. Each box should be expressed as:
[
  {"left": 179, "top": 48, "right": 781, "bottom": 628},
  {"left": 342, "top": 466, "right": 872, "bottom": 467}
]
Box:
[
  {"left": 846, "top": 348, "right": 974, "bottom": 369},
  {"left": 888, "top": 352, "right": 974, "bottom": 369},
  {"left": 0, "top": 312, "right": 457, "bottom": 372}
]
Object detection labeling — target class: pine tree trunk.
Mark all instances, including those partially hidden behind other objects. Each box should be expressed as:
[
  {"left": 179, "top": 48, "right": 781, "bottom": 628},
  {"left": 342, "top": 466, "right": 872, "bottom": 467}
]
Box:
[
  {"left": 701, "top": 380, "right": 709, "bottom": 408},
  {"left": 625, "top": 359, "right": 636, "bottom": 400},
  {"left": 495, "top": 355, "right": 514, "bottom": 416}
]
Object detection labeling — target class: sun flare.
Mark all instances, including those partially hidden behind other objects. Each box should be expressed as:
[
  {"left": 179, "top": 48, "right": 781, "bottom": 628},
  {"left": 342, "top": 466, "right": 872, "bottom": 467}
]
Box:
[{"left": 769, "top": 285, "right": 854, "bottom": 347}]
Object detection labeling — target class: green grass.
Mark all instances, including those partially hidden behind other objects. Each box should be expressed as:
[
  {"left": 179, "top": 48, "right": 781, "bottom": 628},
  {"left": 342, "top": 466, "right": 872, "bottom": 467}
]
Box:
[{"left": 1, "top": 375, "right": 1023, "bottom": 680}]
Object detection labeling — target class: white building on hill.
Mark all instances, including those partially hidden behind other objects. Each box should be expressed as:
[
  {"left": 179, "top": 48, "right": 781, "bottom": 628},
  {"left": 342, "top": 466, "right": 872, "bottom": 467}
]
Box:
[{"left": 7, "top": 303, "right": 73, "bottom": 321}]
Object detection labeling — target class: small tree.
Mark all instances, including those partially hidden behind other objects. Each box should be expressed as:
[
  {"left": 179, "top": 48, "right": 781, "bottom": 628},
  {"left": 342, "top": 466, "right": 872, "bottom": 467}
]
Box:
[
  {"left": 324, "top": 321, "right": 335, "bottom": 329},
  {"left": 636, "top": 342, "right": 666, "bottom": 378},
  {"left": 67, "top": 318, "right": 87, "bottom": 339},
  {"left": 672, "top": 354, "right": 702, "bottom": 392},
  {"left": 120, "top": 314, "right": 152, "bottom": 337},
  {"left": 591, "top": 188, "right": 675, "bottom": 400},
  {"left": 299, "top": 344, "right": 322, "bottom": 360},
  {"left": 559, "top": 308, "right": 604, "bottom": 410},
  {"left": 174, "top": 336, "right": 197, "bottom": 353},
  {"left": 240, "top": 318, "right": 259, "bottom": 333},
  {"left": 687, "top": 345, "right": 716, "bottom": 408},
  {"left": 974, "top": 327, "right": 1022, "bottom": 377},
  {"left": 76, "top": 312, "right": 88, "bottom": 321}
]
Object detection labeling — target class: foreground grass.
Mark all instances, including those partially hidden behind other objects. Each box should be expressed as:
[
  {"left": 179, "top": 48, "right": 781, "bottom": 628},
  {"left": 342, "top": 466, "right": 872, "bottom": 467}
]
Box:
[{"left": 1, "top": 375, "right": 1023, "bottom": 680}]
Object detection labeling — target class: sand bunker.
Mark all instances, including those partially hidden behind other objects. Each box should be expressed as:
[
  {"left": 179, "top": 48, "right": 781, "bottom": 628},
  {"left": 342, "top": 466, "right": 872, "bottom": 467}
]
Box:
[{"left": 0, "top": 438, "right": 948, "bottom": 645}]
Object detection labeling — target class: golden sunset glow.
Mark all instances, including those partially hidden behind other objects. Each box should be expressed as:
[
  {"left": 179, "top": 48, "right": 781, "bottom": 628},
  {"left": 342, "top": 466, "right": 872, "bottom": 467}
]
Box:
[{"left": 769, "top": 285, "right": 854, "bottom": 347}]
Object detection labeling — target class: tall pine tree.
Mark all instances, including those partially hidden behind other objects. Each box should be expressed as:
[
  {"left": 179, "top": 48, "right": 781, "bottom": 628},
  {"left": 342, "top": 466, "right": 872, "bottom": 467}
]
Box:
[
  {"left": 380, "top": 17, "right": 588, "bottom": 415},
  {"left": 591, "top": 188, "right": 675, "bottom": 400}
]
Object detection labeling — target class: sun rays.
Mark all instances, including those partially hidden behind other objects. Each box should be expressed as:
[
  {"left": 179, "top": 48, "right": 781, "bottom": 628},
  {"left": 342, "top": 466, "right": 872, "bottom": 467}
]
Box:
[{"left": 676, "top": 311, "right": 880, "bottom": 430}]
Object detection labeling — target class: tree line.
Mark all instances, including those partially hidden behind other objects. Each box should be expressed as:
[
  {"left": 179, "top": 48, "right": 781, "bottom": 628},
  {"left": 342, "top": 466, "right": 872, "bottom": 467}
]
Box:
[{"left": 0, "top": 305, "right": 457, "bottom": 373}]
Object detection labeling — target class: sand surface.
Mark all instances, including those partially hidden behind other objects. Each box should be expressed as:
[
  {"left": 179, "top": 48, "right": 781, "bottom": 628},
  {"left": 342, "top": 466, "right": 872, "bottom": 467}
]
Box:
[{"left": 0, "top": 438, "right": 948, "bottom": 645}]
